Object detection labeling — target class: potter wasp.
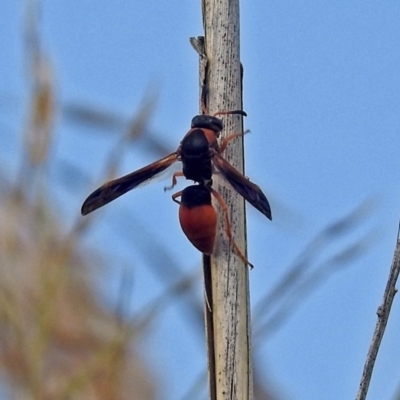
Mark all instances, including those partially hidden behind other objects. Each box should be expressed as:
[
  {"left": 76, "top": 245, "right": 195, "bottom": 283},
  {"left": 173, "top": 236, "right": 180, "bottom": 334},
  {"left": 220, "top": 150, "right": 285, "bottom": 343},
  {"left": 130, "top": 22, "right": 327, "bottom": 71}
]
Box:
[{"left": 81, "top": 93, "right": 271, "bottom": 266}]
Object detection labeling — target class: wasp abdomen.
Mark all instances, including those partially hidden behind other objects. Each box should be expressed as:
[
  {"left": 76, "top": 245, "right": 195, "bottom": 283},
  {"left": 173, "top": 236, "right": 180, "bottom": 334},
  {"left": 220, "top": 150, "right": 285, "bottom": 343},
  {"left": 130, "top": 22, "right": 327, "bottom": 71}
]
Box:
[{"left": 178, "top": 185, "right": 217, "bottom": 255}]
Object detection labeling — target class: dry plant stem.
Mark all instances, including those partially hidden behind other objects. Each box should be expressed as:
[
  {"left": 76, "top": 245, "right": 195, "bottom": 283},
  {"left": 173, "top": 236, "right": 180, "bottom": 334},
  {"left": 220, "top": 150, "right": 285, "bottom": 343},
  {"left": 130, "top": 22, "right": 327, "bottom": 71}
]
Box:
[
  {"left": 202, "top": 1, "right": 252, "bottom": 399},
  {"left": 356, "top": 224, "right": 400, "bottom": 400}
]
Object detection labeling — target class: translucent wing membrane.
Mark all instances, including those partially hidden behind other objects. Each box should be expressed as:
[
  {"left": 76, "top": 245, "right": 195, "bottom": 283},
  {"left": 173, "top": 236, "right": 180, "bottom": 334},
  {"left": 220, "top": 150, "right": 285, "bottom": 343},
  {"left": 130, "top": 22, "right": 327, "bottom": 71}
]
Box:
[
  {"left": 81, "top": 152, "right": 178, "bottom": 215},
  {"left": 212, "top": 153, "right": 272, "bottom": 220}
]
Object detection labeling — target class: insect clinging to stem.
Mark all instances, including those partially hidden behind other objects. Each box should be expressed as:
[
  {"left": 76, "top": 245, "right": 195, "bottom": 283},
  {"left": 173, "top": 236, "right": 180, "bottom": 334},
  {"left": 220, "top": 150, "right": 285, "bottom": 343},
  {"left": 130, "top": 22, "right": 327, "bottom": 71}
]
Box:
[{"left": 81, "top": 88, "right": 271, "bottom": 265}]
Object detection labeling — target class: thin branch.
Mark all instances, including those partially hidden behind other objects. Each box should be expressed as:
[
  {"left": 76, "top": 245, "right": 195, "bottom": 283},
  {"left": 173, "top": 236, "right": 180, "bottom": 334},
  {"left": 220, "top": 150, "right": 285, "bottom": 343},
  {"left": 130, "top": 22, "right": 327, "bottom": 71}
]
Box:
[{"left": 356, "top": 222, "right": 400, "bottom": 400}]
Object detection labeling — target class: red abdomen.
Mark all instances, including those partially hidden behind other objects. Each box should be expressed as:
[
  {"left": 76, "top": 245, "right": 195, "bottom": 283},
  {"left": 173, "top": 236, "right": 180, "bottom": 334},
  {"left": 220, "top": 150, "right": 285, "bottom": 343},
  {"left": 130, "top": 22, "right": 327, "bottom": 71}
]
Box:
[{"left": 179, "top": 205, "right": 217, "bottom": 255}]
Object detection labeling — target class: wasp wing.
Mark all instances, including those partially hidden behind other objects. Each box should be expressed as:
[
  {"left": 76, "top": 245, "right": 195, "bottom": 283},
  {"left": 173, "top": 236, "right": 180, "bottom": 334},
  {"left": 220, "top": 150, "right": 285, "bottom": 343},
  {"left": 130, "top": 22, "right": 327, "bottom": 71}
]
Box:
[
  {"left": 81, "top": 152, "right": 178, "bottom": 215},
  {"left": 213, "top": 153, "right": 272, "bottom": 220}
]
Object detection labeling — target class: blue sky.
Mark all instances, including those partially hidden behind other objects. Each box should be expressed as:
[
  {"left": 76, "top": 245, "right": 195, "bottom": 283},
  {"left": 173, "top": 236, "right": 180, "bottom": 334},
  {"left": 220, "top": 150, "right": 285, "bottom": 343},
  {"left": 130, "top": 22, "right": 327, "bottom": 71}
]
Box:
[{"left": 2, "top": 1, "right": 400, "bottom": 399}]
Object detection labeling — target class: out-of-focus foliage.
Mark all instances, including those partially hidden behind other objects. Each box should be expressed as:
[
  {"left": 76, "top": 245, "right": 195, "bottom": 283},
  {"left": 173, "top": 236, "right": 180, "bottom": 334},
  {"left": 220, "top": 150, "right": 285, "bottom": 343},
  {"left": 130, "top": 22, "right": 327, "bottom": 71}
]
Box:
[
  {"left": 0, "top": 190, "right": 155, "bottom": 400},
  {"left": 0, "top": 2, "right": 156, "bottom": 399}
]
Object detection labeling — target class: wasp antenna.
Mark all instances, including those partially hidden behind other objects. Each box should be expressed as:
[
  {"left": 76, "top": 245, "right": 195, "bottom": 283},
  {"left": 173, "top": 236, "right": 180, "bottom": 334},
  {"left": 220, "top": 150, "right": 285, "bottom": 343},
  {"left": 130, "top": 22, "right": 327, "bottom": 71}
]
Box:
[
  {"left": 233, "top": 110, "right": 247, "bottom": 117},
  {"left": 213, "top": 110, "right": 247, "bottom": 117}
]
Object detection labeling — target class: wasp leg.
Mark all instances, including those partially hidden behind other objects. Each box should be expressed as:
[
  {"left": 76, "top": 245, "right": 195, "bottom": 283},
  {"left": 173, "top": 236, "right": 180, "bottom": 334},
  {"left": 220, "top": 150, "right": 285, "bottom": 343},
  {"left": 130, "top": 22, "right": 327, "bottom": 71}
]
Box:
[
  {"left": 210, "top": 188, "right": 254, "bottom": 269},
  {"left": 164, "top": 172, "right": 185, "bottom": 192},
  {"left": 171, "top": 190, "right": 183, "bottom": 204},
  {"left": 219, "top": 130, "right": 251, "bottom": 153}
]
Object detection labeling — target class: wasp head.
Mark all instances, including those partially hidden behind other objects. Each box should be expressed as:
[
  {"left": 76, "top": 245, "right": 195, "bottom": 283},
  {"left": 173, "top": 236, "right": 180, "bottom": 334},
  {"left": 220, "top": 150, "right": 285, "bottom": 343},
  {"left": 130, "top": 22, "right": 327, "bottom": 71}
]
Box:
[{"left": 191, "top": 115, "right": 223, "bottom": 135}]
